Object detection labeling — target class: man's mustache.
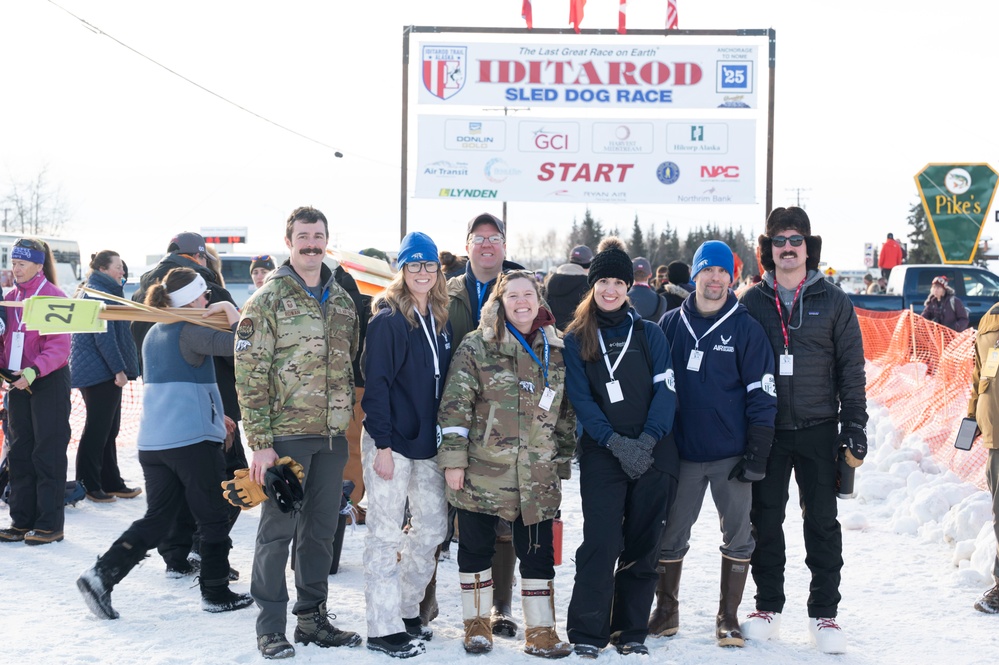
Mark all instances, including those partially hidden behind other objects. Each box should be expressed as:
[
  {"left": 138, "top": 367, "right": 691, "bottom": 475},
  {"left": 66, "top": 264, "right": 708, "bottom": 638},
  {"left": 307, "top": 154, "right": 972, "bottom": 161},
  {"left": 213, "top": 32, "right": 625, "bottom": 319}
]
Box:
[{"left": 298, "top": 248, "right": 323, "bottom": 256}]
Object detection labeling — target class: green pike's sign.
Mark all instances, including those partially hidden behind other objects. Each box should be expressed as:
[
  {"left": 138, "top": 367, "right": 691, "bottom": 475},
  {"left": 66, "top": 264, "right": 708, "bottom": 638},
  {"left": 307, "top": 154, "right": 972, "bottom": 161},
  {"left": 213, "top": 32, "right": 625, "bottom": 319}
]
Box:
[{"left": 915, "top": 163, "right": 999, "bottom": 264}]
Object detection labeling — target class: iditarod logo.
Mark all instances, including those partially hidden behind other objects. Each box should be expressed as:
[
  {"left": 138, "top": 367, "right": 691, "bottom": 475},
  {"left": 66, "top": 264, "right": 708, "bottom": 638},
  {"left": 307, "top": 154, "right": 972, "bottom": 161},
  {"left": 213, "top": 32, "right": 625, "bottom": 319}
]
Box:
[{"left": 423, "top": 45, "right": 466, "bottom": 100}]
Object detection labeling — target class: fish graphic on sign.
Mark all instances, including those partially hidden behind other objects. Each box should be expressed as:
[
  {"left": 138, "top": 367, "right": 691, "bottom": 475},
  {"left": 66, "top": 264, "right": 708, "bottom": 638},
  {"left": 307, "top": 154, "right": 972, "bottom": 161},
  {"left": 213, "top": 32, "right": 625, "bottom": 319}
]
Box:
[{"left": 422, "top": 45, "right": 466, "bottom": 100}]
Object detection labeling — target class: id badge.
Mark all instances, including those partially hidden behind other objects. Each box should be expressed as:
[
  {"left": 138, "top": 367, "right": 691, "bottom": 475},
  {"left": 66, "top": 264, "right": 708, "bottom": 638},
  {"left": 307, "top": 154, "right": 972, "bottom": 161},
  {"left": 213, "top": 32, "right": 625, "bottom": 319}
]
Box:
[
  {"left": 605, "top": 380, "right": 624, "bottom": 403},
  {"left": 984, "top": 348, "right": 999, "bottom": 378},
  {"left": 779, "top": 353, "right": 794, "bottom": 376},
  {"left": 539, "top": 387, "right": 556, "bottom": 412},
  {"left": 686, "top": 349, "right": 703, "bottom": 372},
  {"left": 9, "top": 331, "right": 25, "bottom": 372}
]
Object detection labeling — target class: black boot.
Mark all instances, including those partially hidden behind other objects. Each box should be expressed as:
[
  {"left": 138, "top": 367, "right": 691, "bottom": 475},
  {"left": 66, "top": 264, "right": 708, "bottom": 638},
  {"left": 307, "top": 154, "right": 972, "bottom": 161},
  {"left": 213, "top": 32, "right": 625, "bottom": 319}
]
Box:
[
  {"left": 648, "top": 559, "right": 682, "bottom": 637},
  {"left": 77, "top": 535, "right": 147, "bottom": 620},
  {"left": 199, "top": 540, "right": 253, "bottom": 613},
  {"left": 717, "top": 556, "right": 749, "bottom": 647},
  {"left": 491, "top": 537, "right": 518, "bottom": 637}
]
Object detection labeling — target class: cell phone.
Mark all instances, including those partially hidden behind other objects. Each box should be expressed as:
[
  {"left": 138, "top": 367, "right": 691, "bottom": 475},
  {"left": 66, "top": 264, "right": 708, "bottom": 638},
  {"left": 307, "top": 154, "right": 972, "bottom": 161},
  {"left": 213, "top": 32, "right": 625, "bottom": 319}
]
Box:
[{"left": 954, "top": 417, "right": 980, "bottom": 451}]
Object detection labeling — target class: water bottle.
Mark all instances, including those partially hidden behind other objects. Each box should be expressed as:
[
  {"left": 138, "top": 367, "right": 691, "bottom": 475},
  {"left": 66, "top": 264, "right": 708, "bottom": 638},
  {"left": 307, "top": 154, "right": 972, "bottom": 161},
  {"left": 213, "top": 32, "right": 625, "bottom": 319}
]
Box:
[{"left": 836, "top": 447, "right": 855, "bottom": 499}]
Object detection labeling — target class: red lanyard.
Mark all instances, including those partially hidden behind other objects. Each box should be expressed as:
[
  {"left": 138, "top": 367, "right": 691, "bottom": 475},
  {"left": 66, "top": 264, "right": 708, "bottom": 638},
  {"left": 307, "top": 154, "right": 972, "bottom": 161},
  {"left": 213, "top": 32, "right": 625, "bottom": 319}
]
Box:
[{"left": 773, "top": 277, "right": 806, "bottom": 352}]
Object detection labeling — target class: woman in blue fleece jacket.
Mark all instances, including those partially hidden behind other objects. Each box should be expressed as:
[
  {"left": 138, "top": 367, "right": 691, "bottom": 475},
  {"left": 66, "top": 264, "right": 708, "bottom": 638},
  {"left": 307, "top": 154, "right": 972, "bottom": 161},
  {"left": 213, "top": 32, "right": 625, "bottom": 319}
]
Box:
[{"left": 360, "top": 232, "right": 452, "bottom": 658}]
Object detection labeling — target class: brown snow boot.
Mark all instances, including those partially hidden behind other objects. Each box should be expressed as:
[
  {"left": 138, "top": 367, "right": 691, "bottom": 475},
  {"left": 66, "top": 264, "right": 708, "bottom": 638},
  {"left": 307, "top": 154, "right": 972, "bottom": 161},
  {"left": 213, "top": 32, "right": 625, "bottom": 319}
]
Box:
[
  {"left": 460, "top": 568, "right": 494, "bottom": 654},
  {"left": 522, "top": 579, "right": 571, "bottom": 659},
  {"left": 717, "top": 556, "right": 749, "bottom": 647},
  {"left": 648, "top": 559, "right": 682, "bottom": 637}
]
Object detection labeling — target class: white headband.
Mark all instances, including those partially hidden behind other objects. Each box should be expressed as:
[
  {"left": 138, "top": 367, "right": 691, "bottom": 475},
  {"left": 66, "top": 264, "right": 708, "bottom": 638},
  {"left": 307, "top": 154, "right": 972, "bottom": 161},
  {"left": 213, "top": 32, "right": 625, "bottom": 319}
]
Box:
[{"left": 167, "top": 274, "right": 208, "bottom": 307}]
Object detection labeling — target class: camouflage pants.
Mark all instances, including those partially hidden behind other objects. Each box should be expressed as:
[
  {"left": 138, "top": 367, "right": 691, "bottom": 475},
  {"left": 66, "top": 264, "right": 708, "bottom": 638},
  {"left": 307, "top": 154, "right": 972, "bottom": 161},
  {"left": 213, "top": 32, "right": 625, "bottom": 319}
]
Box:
[{"left": 361, "top": 429, "right": 448, "bottom": 637}]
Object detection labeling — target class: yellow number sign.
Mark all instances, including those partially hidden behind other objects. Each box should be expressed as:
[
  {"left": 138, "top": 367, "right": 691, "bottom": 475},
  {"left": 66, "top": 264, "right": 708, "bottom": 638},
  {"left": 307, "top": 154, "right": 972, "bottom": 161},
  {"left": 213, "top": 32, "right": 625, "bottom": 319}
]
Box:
[{"left": 22, "top": 297, "right": 106, "bottom": 335}]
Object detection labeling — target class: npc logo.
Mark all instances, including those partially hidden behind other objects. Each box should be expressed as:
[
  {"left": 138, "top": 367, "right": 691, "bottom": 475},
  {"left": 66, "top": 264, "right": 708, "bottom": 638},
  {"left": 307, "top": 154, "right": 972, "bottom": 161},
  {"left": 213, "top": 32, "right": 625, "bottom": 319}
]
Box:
[
  {"left": 657, "top": 162, "right": 681, "bottom": 185},
  {"left": 423, "top": 45, "right": 466, "bottom": 100}
]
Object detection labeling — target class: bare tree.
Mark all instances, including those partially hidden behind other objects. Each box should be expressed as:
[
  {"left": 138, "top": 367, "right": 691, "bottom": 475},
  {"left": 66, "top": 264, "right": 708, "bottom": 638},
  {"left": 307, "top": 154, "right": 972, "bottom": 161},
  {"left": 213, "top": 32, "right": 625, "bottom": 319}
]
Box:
[
  {"left": 538, "top": 229, "right": 563, "bottom": 271},
  {"left": 4, "top": 165, "right": 70, "bottom": 236}
]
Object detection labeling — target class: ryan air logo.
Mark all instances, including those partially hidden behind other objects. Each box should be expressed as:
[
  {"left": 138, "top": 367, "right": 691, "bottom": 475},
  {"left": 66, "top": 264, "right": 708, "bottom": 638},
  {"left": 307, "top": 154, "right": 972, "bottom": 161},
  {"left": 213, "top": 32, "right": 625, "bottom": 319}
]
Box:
[
  {"left": 422, "top": 45, "right": 466, "bottom": 100},
  {"left": 665, "top": 368, "right": 676, "bottom": 392},
  {"left": 762, "top": 373, "right": 776, "bottom": 397}
]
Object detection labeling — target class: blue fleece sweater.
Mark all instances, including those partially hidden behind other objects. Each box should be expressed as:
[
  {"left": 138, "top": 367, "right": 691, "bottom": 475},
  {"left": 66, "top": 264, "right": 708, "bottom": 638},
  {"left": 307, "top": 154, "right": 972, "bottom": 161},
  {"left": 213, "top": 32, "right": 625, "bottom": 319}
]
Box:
[
  {"left": 362, "top": 304, "right": 453, "bottom": 460},
  {"left": 563, "top": 309, "right": 676, "bottom": 446},
  {"left": 659, "top": 292, "right": 777, "bottom": 461}
]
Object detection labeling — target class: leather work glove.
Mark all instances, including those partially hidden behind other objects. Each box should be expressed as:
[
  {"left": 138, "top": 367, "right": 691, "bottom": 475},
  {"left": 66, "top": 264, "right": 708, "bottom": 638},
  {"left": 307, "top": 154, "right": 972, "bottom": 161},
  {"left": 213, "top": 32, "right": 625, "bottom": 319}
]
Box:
[
  {"left": 221, "top": 468, "right": 267, "bottom": 510},
  {"left": 607, "top": 433, "right": 653, "bottom": 480},
  {"left": 275, "top": 456, "right": 305, "bottom": 483},
  {"left": 837, "top": 422, "right": 868, "bottom": 468}
]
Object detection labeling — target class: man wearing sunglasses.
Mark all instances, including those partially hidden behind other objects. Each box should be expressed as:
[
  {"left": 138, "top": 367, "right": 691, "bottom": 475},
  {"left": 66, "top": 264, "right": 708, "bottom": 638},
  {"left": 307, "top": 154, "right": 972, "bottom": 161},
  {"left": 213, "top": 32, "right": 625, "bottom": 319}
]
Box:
[{"left": 738, "top": 207, "right": 867, "bottom": 654}]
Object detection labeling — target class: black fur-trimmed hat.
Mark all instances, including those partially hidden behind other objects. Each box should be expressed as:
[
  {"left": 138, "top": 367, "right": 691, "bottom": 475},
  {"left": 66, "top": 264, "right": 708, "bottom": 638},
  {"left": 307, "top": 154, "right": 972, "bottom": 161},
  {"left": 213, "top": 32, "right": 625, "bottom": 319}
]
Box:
[
  {"left": 587, "top": 237, "right": 634, "bottom": 288},
  {"left": 758, "top": 206, "right": 822, "bottom": 272}
]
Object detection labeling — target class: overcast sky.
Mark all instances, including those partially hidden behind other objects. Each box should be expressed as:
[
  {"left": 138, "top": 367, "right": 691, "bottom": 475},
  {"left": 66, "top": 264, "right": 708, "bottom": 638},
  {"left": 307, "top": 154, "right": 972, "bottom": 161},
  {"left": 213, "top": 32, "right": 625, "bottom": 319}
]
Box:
[{"left": 3, "top": 0, "right": 998, "bottom": 272}]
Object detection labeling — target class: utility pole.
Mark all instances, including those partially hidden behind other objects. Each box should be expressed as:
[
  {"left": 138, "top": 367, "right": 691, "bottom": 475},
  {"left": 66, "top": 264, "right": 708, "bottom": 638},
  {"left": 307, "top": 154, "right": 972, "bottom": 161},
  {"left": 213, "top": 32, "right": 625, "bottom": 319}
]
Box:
[
  {"left": 2, "top": 208, "right": 8, "bottom": 233},
  {"left": 785, "top": 187, "right": 811, "bottom": 208}
]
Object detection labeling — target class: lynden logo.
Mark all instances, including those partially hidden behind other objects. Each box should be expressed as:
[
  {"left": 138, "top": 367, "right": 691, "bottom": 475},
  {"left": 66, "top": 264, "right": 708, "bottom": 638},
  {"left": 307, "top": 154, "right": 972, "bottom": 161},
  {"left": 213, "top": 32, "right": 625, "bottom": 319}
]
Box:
[
  {"left": 438, "top": 188, "right": 499, "bottom": 199},
  {"left": 700, "top": 165, "right": 740, "bottom": 179},
  {"left": 422, "top": 45, "right": 466, "bottom": 100}
]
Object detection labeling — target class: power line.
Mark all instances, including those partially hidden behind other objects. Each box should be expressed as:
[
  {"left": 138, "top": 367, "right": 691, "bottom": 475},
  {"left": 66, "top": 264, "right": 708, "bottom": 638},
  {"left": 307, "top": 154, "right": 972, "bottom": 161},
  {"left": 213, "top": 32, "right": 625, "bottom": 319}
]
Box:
[{"left": 47, "top": 0, "right": 345, "bottom": 158}]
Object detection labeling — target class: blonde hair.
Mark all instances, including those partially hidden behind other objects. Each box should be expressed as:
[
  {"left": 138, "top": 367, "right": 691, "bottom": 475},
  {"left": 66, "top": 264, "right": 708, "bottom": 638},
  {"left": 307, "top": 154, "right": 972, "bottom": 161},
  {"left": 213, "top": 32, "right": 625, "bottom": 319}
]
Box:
[{"left": 371, "top": 265, "right": 449, "bottom": 334}]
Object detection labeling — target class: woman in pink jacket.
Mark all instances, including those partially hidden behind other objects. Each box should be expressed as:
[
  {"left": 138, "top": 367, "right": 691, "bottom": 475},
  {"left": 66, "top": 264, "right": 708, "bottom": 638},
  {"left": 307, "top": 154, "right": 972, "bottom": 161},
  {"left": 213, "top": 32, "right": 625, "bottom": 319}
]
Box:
[{"left": 0, "top": 238, "right": 72, "bottom": 545}]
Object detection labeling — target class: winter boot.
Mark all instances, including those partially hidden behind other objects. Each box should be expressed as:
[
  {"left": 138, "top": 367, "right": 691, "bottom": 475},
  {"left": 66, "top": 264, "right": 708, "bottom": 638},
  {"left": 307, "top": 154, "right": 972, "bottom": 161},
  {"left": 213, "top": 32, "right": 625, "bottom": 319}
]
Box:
[
  {"left": 716, "top": 556, "right": 749, "bottom": 647},
  {"left": 808, "top": 617, "right": 847, "bottom": 654},
  {"left": 77, "top": 535, "right": 147, "bottom": 619},
  {"left": 460, "top": 568, "right": 494, "bottom": 654},
  {"left": 367, "top": 632, "right": 425, "bottom": 659},
  {"left": 294, "top": 602, "right": 362, "bottom": 648},
  {"left": 491, "top": 537, "right": 518, "bottom": 637},
  {"left": 648, "top": 559, "right": 682, "bottom": 637},
  {"left": 403, "top": 616, "right": 433, "bottom": 641},
  {"left": 521, "top": 579, "right": 571, "bottom": 659},
  {"left": 418, "top": 547, "right": 440, "bottom": 625},
  {"left": 198, "top": 540, "right": 253, "bottom": 614},
  {"left": 975, "top": 584, "right": 999, "bottom": 613},
  {"left": 257, "top": 633, "right": 295, "bottom": 659},
  {"left": 741, "top": 610, "right": 781, "bottom": 641}
]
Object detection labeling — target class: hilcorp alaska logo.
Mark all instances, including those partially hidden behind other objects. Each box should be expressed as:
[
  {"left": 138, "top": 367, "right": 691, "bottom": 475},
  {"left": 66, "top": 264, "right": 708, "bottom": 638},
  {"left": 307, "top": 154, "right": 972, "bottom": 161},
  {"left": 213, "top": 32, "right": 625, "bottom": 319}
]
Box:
[{"left": 423, "top": 45, "right": 466, "bottom": 100}]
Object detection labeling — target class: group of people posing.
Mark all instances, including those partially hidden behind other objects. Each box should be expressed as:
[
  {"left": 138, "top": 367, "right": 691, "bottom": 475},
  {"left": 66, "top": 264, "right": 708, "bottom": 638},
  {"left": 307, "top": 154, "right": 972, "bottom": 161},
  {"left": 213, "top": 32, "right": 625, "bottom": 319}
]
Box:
[{"left": 0, "top": 204, "right": 868, "bottom": 660}]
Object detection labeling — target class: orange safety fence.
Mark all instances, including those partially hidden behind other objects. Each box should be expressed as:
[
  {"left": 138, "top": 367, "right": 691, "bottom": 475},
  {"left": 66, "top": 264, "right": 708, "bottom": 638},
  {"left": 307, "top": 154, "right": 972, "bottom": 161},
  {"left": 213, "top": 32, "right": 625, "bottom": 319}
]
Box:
[{"left": 856, "top": 307, "right": 985, "bottom": 489}]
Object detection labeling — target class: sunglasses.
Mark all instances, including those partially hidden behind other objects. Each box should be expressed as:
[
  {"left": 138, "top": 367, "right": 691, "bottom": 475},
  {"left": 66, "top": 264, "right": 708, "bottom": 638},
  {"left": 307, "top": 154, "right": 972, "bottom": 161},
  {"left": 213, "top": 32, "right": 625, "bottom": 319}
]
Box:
[
  {"left": 252, "top": 254, "right": 271, "bottom": 262},
  {"left": 771, "top": 234, "right": 805, "bottom": 248},
  {"left": 14, "top": 238, "right": 43, "bottom": 251},
  {"left": 404, "top": 260, "right": 440, "bottom": 274},
  {"left": 468, "top": 234, "right": 504, "bottom": 246}
]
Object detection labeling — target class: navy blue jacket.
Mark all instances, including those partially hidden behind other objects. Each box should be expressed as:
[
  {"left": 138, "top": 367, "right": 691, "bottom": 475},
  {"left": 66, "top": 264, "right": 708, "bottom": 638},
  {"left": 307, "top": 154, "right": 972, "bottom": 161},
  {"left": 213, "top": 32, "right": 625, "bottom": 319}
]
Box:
[
  {"left": 564, "top": 309, "right": 676, "bottom": 447},
  {"left": 660, "top": 292, "right": 777, "bottom": 462},
  {"left": 362, "top": 303, "right": 453, "bottom": 460},
  {"left": 69, "top": 270, "right": 139, "bottom": 389}
]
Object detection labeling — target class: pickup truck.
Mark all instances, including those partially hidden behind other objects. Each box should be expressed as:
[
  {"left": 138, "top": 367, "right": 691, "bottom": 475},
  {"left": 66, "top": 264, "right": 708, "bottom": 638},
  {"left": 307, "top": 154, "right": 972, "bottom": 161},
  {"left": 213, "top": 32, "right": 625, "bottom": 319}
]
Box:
[{"left": 847, "top": 264, "right": 999, "bottom": 327}]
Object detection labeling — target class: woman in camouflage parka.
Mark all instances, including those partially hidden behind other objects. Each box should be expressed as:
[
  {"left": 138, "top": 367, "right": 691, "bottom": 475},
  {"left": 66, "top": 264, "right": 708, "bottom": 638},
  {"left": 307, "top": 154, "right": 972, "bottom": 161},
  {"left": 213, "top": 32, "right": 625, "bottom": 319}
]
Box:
[{"left": 438, "top": 271, "right": 575, "bottom": 659}]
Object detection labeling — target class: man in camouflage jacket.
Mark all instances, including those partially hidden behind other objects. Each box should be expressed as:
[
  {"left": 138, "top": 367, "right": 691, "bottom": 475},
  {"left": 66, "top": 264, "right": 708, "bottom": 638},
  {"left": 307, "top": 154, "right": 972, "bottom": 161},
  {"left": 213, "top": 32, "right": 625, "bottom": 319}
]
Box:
[{"left": 235, "top": 206, "right": 361, "bottom": 658}]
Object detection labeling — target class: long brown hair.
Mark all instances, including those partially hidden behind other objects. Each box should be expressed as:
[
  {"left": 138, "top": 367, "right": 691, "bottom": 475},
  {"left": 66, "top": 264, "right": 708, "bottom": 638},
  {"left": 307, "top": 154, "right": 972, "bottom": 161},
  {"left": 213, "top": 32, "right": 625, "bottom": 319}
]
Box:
[
  {"left": 565, "top": 287, "right": 632, "bottom": 363},
  {"left": 145, "top": 267, "right": 199, "bottom": 309},
  {"left": 485, "top": 270, "right": 541, "bottom": 342},
  {"left": 371, "top": 265, "right": 449, "bottom": 335}
]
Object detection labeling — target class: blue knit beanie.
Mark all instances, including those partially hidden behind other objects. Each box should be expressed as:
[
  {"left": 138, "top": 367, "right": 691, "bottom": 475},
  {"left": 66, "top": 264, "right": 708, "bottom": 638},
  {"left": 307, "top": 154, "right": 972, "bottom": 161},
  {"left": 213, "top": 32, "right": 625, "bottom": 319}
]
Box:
[
  {"left": 397, "top": 231, "right": 439, "bottom": 266},
  {"left": 691, "top": 240, "right": 734, "bottom": 280}
]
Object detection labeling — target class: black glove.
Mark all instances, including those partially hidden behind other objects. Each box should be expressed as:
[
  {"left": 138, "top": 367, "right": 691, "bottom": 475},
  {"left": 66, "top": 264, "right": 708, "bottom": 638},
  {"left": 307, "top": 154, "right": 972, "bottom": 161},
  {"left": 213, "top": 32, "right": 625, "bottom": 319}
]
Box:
[
  {"left": 837, "top": 422, "right": 868, "bottom": 465},
  {"left": 729, "top": 425, "right": 774, "bottom": 483},
  {"left": 607, "top": 433, "right": 653, "bottom": 480}
]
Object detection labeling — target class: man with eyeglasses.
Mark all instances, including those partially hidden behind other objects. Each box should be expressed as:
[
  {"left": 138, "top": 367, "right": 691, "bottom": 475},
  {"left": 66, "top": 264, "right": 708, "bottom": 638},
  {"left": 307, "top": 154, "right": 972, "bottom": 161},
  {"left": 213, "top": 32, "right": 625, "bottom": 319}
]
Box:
[
  {"left": 737, "top": 207, "right": 867, "bottom": 654},
  {"left": 418, "top": 212, "right": 526, "bottom": 634}
]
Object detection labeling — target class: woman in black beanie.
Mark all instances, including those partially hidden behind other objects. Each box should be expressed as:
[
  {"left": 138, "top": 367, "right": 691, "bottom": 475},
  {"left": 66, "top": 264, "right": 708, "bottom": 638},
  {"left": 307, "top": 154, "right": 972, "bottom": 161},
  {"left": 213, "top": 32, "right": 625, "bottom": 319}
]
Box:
[{"left": 561, "top": 237, "right": 680, "bottom": 657}]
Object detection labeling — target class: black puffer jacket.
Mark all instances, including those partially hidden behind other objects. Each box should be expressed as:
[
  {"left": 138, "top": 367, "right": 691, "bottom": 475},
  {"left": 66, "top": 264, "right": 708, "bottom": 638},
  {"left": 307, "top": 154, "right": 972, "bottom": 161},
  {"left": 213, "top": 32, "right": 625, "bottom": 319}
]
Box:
[{"left": 739, "top": 271, "right": 867, "bottom": 430}]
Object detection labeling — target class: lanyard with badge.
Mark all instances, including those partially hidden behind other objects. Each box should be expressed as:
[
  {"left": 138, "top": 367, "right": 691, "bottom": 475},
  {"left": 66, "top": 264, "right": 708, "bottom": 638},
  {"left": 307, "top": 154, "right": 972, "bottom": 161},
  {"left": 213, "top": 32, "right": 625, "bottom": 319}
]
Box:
[
  {"left": 9, "top": 278, "right": 47, "bottom": 371},
  {"left": 598, "top": 322, "right": 633, "bottom": 403},
  {"left": 415, "top": 307, "right": 442, "bottom": 399},
  {"left": 679, "top": 303, "right": 739, "bottom": 372},
  {"left": 983, "top": 337, "right": 999, "bottom": 379},
  {"left": 773, "top": 277, "right": 806, "bottom": 376},
  {"left": 474, "top": 279, "right": 492, "bottom": 324},
  {"left": 506, "top": 323, "right": 556, "bottom": 411}
]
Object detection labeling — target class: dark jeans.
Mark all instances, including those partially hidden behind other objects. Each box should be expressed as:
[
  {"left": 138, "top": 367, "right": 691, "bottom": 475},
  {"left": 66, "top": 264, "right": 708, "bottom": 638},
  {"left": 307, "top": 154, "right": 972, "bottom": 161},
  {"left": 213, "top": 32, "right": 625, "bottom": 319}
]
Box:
[
  {"left": 750, "top": 422, "right": 842, "bottom": 618},
  {"left": 125, "top": 441, "right": 231, "bottom": 550},
  {"left": 7, "top": 366, "right": 72, "bottom": 532},
  {"left": 566, "top": 442, "right": 677, "bottom": 648},
  {"left": 456, "top": 509, "right": 554, "bottom": 580},
  {"left": 75, "top": 380, "right": 125, "bottom": 494}
]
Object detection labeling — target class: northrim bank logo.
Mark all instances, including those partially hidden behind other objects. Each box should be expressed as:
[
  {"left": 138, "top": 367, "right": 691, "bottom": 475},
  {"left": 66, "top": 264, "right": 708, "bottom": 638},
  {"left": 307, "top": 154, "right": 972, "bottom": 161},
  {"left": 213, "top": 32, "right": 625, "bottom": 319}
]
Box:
[{"left": 423, "top": 45, "right": 466, "bottom": 100}]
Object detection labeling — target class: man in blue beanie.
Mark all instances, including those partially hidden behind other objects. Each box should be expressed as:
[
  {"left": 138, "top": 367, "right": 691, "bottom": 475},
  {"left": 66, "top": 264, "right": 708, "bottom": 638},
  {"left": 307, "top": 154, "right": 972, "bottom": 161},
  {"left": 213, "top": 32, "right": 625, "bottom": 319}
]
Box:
[{"left": 655, "top": 239, "right": 777, "bottom": 648}]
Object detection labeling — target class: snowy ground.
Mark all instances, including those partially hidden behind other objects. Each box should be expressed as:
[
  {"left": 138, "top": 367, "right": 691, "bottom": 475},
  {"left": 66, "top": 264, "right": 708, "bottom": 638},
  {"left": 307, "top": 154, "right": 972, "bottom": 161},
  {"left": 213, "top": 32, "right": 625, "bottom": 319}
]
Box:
[{"left": 3, "top": 400, "right": 998, "bottom": 665}]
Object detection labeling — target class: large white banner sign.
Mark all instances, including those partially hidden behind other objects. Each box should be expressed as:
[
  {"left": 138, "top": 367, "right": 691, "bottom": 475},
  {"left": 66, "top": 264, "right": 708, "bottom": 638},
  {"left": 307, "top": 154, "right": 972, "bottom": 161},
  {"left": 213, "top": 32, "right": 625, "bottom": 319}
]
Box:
[
  {"left": 419, "top": 42, "right": 758, "bottom": 109},
  {"left": 415, "top": 115, "right": 756, "bottom": 205}
]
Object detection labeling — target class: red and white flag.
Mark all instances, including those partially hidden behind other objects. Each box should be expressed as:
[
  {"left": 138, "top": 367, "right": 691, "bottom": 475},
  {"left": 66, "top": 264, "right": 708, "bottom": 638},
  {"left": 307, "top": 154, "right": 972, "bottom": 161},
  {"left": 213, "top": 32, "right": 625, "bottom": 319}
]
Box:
[
  {"left": 522, "top": 0, "right": 533, "bottom": 29},
  {"left": 618, "top": 0, "right": 627, "bottom": 34},
  {"left": 569, "top": 0, "right": 586, "bottom": 33},
  {"left": 666, "top": 0, "right": 678, "bottom": 29}
]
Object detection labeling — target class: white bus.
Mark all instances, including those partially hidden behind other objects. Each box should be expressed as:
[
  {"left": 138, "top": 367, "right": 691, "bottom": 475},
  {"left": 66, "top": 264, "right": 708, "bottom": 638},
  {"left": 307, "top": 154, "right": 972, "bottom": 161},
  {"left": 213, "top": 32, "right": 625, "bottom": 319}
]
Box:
[{"left": 0, "top": 234, "right": 82, "bottom": 295}]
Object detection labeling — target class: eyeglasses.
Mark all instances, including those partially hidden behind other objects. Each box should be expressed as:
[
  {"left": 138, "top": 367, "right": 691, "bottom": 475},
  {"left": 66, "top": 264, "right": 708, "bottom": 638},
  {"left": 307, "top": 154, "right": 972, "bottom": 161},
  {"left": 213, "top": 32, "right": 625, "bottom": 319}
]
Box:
[
  {"left": 771, "top": 234, "right": 805, "bottom": 248},
  {"left": 14, "top": 238, "right": 43, "bottom": 251},
  {"left": 404, "top": 261, "right": 440, "bottom": 274},
  {"left": 468, "top": 234, "right": 504, "bottom": 246}
]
